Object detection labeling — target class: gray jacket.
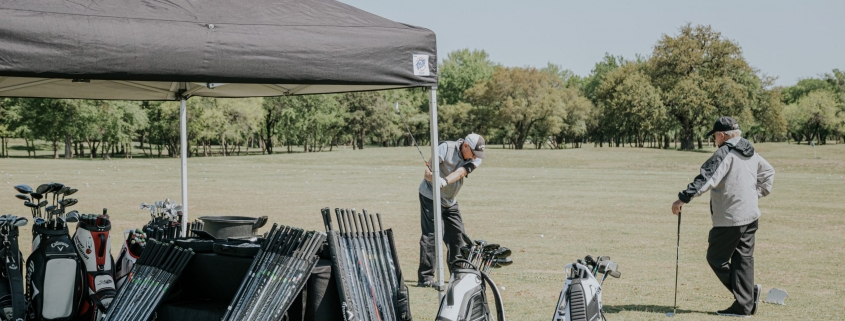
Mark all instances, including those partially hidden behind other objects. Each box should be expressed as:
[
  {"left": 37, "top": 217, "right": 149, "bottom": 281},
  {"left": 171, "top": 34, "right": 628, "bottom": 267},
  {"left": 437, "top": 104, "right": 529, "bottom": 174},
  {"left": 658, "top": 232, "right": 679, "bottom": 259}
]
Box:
[
  {"left": 678, "top": 137, "right": 775, "bottom": 227},
  {"left": 419, "top": 140, "right": 482, "bottom": 207}
]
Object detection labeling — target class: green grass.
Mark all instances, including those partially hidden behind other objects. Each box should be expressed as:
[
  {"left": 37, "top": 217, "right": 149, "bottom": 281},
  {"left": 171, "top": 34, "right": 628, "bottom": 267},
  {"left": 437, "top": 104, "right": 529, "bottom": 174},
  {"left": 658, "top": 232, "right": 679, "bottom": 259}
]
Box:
[{"left": 1, "top": 142, "right": 843, "bottom": 320}]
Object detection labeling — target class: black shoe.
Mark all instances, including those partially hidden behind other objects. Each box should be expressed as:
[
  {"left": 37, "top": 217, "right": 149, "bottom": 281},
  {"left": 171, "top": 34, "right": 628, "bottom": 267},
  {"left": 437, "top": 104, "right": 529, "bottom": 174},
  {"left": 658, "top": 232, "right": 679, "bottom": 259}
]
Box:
[
  {"left": 751, "top": 284, "right": 762, "bottom": 315},
  {"left": 717, "top": 305, "right": 751, "bottom": 318},
  {"left": 416, "top": 280, "right": 434, "bottom": 288}
]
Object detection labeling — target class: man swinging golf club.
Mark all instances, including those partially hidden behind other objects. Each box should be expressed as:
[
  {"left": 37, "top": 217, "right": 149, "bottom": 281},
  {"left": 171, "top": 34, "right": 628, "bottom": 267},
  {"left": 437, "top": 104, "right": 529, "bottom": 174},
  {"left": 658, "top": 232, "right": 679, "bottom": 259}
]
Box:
[
  {"left": 416, "top": 133, "right": 486, "bottom": 288},
  {"left": 671, "top": 116, "right": 775, "bottom": 317}
]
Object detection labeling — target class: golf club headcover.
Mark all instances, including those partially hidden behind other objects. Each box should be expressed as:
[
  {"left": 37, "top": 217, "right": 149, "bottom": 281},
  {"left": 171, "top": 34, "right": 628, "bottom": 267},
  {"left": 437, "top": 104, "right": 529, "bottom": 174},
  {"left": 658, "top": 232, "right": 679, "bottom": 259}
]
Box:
[
  {"left": 73, "top": 217, "right": 115, "bottom": 321},
  {"left": 27, "top": 225, "right": 83, "bottom": 321},
  {"left": 0, "top": 226, "right": 26, "bottom": 321}
]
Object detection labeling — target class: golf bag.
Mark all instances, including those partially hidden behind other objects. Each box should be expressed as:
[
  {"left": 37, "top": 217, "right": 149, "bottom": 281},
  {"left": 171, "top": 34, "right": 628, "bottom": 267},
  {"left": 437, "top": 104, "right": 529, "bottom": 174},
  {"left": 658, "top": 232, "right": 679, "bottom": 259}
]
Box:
[
  {"left": 0, "top": 225, "right": 26, "bottom": 321},
  {"left": 73, "top": 217, "right": 116, "bottom": 321},
  {"left": 552, "top": 257, "right": 620, "bottom": 321},
  {"left": 552, "top": 263, "right": 602, "bottom": 321},
  {"left": 436, "top": 259, "right": 505, "bottom": 321},
  {"left": 113, "top": 230, "right": 143, "bottom": 290},
  {"left": 27, "top": 225, "right": 83, "bottom": 321}
]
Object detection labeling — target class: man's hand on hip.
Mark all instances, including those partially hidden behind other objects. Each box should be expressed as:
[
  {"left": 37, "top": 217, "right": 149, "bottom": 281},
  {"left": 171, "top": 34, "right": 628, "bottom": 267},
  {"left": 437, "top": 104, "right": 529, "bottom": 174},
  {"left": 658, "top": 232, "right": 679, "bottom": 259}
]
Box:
[{"left": 671, "top": 200, "right": 685, "bottom": 215}]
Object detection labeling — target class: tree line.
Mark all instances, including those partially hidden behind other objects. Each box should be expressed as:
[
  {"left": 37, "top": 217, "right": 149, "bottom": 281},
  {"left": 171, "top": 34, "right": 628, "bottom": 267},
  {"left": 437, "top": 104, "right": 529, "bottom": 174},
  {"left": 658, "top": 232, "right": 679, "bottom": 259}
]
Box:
[{"left": 0, "top": 24, "right": 843, "bottom": 159}]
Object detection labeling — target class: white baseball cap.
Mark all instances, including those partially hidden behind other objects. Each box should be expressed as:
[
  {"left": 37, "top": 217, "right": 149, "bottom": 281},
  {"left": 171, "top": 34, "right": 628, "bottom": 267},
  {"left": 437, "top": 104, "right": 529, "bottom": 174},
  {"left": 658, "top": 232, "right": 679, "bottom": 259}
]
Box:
[{"left": 464, "top": 133, "right": 486, "bottom": 159}]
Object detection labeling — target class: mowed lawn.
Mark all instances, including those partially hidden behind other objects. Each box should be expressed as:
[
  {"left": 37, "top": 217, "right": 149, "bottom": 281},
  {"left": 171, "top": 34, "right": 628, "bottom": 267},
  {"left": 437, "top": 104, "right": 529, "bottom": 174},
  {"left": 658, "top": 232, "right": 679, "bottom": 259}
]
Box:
[{"left": 1, "top": 142, "right": 843, "bottom": 320}]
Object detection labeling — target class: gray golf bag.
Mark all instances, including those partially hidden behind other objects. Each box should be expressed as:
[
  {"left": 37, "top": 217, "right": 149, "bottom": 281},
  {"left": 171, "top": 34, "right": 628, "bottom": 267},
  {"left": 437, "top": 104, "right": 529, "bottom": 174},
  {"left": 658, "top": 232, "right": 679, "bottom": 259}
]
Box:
[
  {"left": 73, "top": 216, "right": 115, "bottom": 321},
  {"left": 552, "top": 257, "right": 620, "bottom": 321},
  {"left": 26, "top": 225, "right": 83, "bottom": 321},
  {"left": 0, "top": 223, "right": 26, "bottom": 321},
  {"left": 436, "top": 259, "right": 505, "bottom": 321}
]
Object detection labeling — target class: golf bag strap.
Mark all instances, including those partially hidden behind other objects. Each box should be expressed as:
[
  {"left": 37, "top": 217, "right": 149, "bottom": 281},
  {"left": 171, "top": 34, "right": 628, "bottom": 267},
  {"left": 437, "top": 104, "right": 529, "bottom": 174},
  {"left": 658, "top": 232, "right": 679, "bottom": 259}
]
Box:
[
  {"left": 3, "top": 235, "right": 25, "bottom": 320},
  {"left": 481, "top": 270, "right": 505, "bottom": 321}
]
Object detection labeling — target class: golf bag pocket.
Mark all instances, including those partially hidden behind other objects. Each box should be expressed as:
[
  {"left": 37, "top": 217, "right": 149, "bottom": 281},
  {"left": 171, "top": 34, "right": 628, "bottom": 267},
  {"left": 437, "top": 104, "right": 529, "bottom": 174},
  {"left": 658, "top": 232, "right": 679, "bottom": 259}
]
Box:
[
  {"left": 0, "top": 227, "right": 25, "bottom": 321},
  {"left": 114, "top": 230, "right": 141, "bottom": 290},
  {"left": 27, "top": 226, "right": 82, "bottom": 321},
  {"left": 73, "top": 219, "right": 116, "bottom": 321}
]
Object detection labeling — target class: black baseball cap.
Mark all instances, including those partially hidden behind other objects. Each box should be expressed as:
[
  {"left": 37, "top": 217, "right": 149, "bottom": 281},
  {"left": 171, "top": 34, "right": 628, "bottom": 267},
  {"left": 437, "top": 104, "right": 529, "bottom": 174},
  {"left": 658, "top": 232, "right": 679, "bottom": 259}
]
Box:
[{"left": 706, "top": 116, "right": 740, "bottom": 136}]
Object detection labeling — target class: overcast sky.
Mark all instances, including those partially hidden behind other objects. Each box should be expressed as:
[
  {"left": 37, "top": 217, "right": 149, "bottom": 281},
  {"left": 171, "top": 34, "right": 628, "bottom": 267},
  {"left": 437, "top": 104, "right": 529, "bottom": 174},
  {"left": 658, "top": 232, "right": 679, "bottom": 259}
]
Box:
[{"left": 340, "top": 0, "right": 844, "bottom": 87}]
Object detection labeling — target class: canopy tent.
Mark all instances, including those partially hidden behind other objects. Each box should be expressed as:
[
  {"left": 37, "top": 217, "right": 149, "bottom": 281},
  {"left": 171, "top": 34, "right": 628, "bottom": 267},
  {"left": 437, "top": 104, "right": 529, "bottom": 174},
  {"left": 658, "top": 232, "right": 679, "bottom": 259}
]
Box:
[{"left": 0, "top": 0, "right": 449, "bottom": 296}]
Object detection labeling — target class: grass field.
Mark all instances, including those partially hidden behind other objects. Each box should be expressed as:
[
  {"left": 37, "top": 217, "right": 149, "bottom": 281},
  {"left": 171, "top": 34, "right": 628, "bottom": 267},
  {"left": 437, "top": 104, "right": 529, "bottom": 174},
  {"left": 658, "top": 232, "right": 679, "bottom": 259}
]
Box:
[{"left": 1, "top": 141, "right": 843, "bottom": 320}]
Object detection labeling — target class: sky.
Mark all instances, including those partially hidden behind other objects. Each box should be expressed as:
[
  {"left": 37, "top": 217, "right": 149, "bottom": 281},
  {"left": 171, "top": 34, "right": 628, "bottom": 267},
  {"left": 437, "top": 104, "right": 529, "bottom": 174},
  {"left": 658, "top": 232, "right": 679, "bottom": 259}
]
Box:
[{"left": 340, "top": 0, "right": 844, "bottom": 87}]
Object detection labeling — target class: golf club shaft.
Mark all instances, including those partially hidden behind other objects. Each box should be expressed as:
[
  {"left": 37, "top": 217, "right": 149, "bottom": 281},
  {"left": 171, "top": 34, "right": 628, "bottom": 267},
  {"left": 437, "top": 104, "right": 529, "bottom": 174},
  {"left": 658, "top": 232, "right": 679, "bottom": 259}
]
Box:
[{"left": 673, "top": 211, "right": 681, "bottom": 315}]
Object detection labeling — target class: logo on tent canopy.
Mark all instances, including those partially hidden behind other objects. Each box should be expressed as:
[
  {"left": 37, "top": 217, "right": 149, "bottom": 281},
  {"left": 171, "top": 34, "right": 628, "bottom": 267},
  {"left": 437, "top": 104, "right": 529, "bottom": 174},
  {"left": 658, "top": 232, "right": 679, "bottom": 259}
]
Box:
[{"left": 413, "top": 54, "right": 430, "bottom": 76}]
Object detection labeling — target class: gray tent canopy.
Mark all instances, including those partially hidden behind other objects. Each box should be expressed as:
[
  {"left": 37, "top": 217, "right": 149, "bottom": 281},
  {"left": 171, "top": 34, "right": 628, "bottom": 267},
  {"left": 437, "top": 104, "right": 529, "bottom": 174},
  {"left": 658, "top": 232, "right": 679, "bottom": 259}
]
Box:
[{"left": 0, "top": 0, "right": 450, "bottom": 298}]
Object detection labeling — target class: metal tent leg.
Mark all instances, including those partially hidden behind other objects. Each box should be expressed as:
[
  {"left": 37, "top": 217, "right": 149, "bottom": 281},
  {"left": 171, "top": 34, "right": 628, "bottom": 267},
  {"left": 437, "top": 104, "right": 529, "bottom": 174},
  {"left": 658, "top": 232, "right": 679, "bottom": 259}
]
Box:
[
  {"left": 429, "top": 88, "right": 444, "bottom": 299},
  {"left": 179, "top": 97, "right": 189, "bottom": 237}
]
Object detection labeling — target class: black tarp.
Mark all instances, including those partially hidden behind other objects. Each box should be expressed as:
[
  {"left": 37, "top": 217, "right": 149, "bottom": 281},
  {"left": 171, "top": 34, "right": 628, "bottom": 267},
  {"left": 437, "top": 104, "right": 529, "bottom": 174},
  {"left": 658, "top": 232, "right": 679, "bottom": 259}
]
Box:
[{"left": 0, "top": 0, "right": 437, "bottom": 99}]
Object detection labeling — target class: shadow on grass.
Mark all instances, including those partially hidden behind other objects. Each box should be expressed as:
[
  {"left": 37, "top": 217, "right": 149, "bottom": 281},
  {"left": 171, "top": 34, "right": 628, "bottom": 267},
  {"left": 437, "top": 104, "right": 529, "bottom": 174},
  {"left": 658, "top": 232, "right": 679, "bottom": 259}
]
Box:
[{"left": 603, "top": 304, "right": 712, "bottom": 316}]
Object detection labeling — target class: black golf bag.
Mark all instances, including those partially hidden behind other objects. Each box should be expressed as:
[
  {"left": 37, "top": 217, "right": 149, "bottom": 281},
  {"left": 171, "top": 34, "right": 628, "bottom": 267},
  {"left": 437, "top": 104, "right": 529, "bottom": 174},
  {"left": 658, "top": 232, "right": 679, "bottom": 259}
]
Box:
[
  {"left": 0, "top": 225, "right": 26, "bottom": 321},
  {"left": 436, "top": 259, "right": 505, "bottom": 321},
  {"left": 27, "top": 225, "right": 83, "bottom": 321},
  {"left": 552, "top": 257, "right": 620, "bottom": 321},
  {"left": 73, "top": 217, "right": 116, "bottom": 321}
]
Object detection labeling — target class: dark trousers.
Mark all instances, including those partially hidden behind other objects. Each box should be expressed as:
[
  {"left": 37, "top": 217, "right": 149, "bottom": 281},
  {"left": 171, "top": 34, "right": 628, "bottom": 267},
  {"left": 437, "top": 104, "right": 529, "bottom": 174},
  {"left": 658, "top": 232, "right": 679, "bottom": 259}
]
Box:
[
  {"left": 707, "top": 220, "right": 758, "bottom": 314},
  {"left": 417, "top": 194, "right": 466, "bottom": 282}
]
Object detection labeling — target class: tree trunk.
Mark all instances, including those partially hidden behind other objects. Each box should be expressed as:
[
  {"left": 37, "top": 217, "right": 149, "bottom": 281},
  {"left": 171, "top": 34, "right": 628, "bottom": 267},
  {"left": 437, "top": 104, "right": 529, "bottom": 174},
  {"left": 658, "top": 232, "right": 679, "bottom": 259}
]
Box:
[
  {"left": 680, "top": 125, "right": 695, "bottom": 150},
  {"left": 52, "top": 139, "right": 59, "bottom": 159}
]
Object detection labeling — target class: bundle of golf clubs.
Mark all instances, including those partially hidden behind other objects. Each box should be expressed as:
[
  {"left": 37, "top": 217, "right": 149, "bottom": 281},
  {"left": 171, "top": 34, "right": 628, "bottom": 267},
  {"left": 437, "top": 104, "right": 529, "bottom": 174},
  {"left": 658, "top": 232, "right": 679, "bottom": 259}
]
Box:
[
  {"left": 576, "top": 255, "right": 622, "bottom": 283},
  {"left": 321, "top": 208, "right": 410, "bottom": 321},
  {"left": 14, "top": 183, "right": 80, "bottom": 230},
  {"left": 103, "top": 240, "right": 194, "bottom": 321},
  {"left": 141, "top": 199, "right": 185, "bottom": 239},
  {"left": 460, "top": 236, "right": 513, "bottom": 274},
  {"left": 222, "top": 224, "right": 325, "bottom": 321}
]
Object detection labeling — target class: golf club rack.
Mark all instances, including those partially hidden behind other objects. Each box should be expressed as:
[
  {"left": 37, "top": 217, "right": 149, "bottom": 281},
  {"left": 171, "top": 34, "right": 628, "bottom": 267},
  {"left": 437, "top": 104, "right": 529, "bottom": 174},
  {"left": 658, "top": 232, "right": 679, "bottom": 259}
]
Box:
[
  {"left": 435, "top": 233, "right": 510, "bottom": 321},
  {"left": 320, "top": 207, "right": 412, "bottom": 321},
  {"left": 551, "top": 255, "right": 621, "bottom": 321}
]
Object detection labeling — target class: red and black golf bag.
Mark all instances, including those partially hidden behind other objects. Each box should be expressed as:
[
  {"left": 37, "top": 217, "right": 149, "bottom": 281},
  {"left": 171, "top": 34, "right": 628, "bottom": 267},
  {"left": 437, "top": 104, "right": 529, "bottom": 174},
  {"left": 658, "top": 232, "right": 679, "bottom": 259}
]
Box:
[
  {"left": 72, "top": 216, "right": 116, "bottom": 321},
  {"left": 0, "top": 225, "right": 26, "bottom": 321},
  {"left": 113, "top": 229, "right": 143, "bottom": 290},
  {"left": 27, "top": 225, "right": 84, "bottom": 321}
]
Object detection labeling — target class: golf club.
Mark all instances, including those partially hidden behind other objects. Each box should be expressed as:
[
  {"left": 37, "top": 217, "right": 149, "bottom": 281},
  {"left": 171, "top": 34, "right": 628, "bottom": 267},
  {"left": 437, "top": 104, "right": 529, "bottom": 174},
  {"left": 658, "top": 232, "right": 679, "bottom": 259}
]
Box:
[
  {"left": 13, "top": 184, "right": 33, "bottom": 194},
  {"left": 667, "top": 210, "right": 682, "bottom": 318},
  {"left": 394, "top": 101, "right": 430, "bottom": 170}
]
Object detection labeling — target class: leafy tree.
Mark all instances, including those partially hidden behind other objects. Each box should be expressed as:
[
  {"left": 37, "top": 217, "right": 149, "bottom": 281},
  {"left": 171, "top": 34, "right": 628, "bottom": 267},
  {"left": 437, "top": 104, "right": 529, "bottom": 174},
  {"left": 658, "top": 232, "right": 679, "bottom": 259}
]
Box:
[
  {"left": 468, "top": 67, "right": 575, "bottom": 149},
  {"left": 594, "top": 62, "right": 666, "bottom": 147},
  {"left": 340, "top": 91, "right": 383, "bottom": 149},
  {"left": 438, "top": 49, "right": 496, "bottom": 105},
  {"left": 648, "top": 24, "right": 759, "bottom": 149},
  {"left": 784, "top": 91, "right": 842, "bottom": 144}
]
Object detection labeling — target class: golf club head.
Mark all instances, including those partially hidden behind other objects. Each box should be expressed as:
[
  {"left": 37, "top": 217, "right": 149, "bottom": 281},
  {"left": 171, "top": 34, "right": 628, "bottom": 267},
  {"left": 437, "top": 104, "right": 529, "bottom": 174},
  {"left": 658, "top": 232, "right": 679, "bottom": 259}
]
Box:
[
  {"left": 474, "top": 239, "right": 487, "bottom": 246},
  {"left": 36, "top": 184, "right": 51, "bottom": 194},
  {"left": 12, "top": 217, "right": 28, "bottom": 227},
  {"left": 493, "top": 257, "right": 513, "bottom": 268},
  {"left": 13, "top": 184, "right": 33, "bottom": 194},
  {"left": 50, "top": 208, "right": 63, "bottom": 216},
  {"left": 45, "top": 205, "right": 57, "bottom": 212},
  {"left": 15, "top": 194, "right": 31, "bottom": 201},
  {"left": 598, "top": 260, "right": 618, "bottom": 274},
  {"left": 493, "top": 247, "right": 512, "bottom": 258},
  {"left": 34, "top": 218, "right": 46, "bottom": 225},
  {"left": 164, "top": 198, "right": 171, "bottom": 207},
  {"left": 37, "top": 200, "right": 48, "bottom": 208},
  {"left": 58, "top": 186, "right": 70, "bottom": 195},
  {"left": 30, "top": 192, "right": 43, "bottom": 201},
  {"left": 50, "top": 183, "right": 65, "bottom": 193},
  {"left": 483, "top": 243, "right": 500, "bottom": 251},
  {"left": 24, "top": 201, "right": 37, "bottom": 209},
  {"left": 64, "top": 188, "right": 78, "bottom": 196},
  {"left": 140, "top": 203, "right": 149, "bottom": 209},
  {"left": 610, "top": 271, "right": 622, "bottom": 278},
  {"left": 64, "top": 199, "right": 78, "bottom": 207}
]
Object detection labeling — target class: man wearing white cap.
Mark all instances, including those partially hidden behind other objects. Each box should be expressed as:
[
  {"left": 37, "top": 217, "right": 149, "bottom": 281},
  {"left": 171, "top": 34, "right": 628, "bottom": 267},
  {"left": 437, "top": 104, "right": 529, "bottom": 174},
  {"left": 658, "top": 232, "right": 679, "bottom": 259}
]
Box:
[{"left": 416, "top": 133, "right": 486, "bottom": 287}]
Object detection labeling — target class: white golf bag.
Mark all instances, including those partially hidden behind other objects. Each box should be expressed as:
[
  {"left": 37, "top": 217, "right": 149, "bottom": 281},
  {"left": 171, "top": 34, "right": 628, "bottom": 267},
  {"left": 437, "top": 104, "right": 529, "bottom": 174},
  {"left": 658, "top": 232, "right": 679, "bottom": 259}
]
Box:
[
  {"left": 72, "top": 217, "right": 115, "bottom": 321},
  {"left": 436, "top": 259, "right": 505, "bottom": 321},
  {"left": 552, "top": 257, "right": 620, "bottom": 321}
]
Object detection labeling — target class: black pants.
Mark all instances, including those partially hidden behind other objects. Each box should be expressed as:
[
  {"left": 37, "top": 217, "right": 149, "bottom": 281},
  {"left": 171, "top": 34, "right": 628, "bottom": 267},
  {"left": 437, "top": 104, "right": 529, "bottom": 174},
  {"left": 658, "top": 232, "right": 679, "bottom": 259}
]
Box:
[
  {"left": 417, "top": 194, "right": 466, "bottom": 283},
  {"left": 707, "top": 220, "right": 758, "bottom": 313}
]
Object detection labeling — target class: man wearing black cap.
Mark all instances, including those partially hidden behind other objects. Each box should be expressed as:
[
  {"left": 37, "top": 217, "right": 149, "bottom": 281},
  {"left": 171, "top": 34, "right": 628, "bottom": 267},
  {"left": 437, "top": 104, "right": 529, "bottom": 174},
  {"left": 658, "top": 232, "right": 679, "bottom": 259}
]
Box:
[
  {"left": 671, "top": 116, "right": 775, "bottom": 317},
  {"left": 416, "top": 133, "right": 486, "bottom": 287}
]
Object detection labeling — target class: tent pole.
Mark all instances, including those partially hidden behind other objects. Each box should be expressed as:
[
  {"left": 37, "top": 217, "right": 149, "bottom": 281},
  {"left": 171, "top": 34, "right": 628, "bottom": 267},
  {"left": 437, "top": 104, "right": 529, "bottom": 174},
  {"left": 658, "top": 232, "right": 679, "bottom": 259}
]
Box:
[
  {"left": 429, "top": 87, "right": 444, "bottom": 299},
  {"left": 179, "top": 97, "right": 189, "bottom": 237}
]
